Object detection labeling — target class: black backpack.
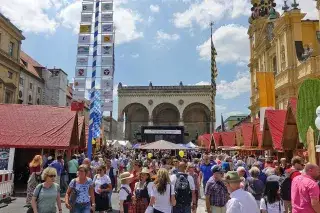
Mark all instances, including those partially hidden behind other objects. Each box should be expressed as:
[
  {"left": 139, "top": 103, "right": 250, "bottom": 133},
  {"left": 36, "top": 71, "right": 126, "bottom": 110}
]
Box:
[
  {"left": 174, "top": 173, "right": 192, "bottom": 206},
  {"left": 279, "top": 170, "right": 298, "bottom": 201}
]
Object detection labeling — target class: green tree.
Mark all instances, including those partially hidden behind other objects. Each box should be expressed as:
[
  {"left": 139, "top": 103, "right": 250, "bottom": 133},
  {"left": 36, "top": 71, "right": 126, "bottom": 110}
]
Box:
[{"left": 297, "top": 79, "right": 320, "bottom": 146}]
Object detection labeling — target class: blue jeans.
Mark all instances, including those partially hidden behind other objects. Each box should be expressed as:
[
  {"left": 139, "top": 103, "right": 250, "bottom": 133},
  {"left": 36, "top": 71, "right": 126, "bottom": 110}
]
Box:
[
  {"left": 74, "top": 203, "right": 91, "bottom": 213},
  {"left": 108, "top": 191, "right": 112, "bottom": 208},
  {"left": 173, "top": 205, "right": 191, "bottom": 213}
]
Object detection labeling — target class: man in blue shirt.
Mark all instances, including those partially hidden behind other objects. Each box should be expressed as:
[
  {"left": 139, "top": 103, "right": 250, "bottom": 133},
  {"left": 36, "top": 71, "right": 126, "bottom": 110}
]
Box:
[
  {"left": 200, "top": 154, "right": 215, "bottom": 192},
  {"left": 49, "top": 155, "right": 64, "bottom": 186}
]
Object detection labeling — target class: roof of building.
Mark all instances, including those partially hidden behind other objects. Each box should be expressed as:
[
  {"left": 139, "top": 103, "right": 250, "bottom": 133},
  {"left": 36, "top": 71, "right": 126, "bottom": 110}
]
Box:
[
  {"left": 20, "top": 51, "right": 43, "bottom": 80},
  {"left": 265, "top": 110, "right": 287, "bottom": 150},
  {"left": 241, "top": 123, "right": 254, "bottom": 147},
  {"left": 225, "top": 114, "right": 248, "bottom": 122},
  {"left": 0, "top": 13, "right": 25, "bottom": 40},
  {"left": 198, "top": 134, "right": 212, "bottom": 149},
  {"left": 0, "top": 104, "right": 78, "bottom": 148},
  {"left": 220, "top": 132, "right": 236, "bottom": 147}
]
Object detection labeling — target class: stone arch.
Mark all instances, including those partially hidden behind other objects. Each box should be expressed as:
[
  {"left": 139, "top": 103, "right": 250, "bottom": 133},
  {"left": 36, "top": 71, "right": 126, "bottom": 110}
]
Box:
[
  {"left": 182, "top": 102, "right": 210, "bottom": 142},
  {"left": 152, "top": 103, "right": 180, "bottom": 126},
  {"left": 122, "top": 103, "right": 149, "bottom": 141}
]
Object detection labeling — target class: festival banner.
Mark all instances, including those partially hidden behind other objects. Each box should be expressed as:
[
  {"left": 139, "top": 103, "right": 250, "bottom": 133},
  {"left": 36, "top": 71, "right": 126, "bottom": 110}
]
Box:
[
  {"left": 101, "top": 67, "right": 114, "bottom": 77},
  {"left": 81, "top": 13, "right": 93, "bottom": 23},
  {"left": 101, "top": 34, "right": 113, "bottom": 43},
  {"left": 82, "top": 3, "right": 94, "bottom": 12},
  {"left": 101, "top": 56, "right": 113, "bottom": 66},
  {"left": 101, "top": 24, "right": 113, "bottom": 33},
  {"left": 80, "top": 25, "right": 91, "bottom": 33},
  {"left": 101, "top": 46, "right": 113, "bottom": 55},
  {"left": 73, "top": 90, "right": 85, "bottom": 99},
  {"left": 78, "top": 35, "right": 91, "bottom": 44},
  {"left": 101, "top": 13, "right": 113, "bottom": 22},
  {"left": 101, "top": 79, "right": 113, "bottom": 90},
  {"left": 102, "top": 101, "right": 113, "bottom": 112},
  {"left": 77, "top": 46, "right": 90, "bottom": 55},
  {"left": 74, "top": 78, "right": 86, "bottom": 89},
  {"left": 101, "top": 2, "right": 113, "bottom": 12},
  {"left": 76, "top": 57, "right": 89, "bottom": 66},
  {"left": 75, "top": 68, "right": 87, "bottom": 77}
]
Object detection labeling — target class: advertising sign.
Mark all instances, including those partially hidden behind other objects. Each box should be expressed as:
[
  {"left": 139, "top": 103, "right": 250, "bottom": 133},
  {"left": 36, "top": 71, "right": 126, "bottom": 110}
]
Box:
[
  {"left": 81, "top": 13, "right": 93, "bottom": 23},
  {"left": 82, "top": 3, "right": 93, "bottom": 12},
  {"left": 77, "top": 46, "right": 90, "bottom": 55},
  {"left": 101, "top": 79, "right": 113, "bottom": 90},
  {"left": 101, "top": 13, "right": 113, "bottom": 22},
  {"left": 101, "top": 35, "right": 113, "bottom": 43},
  {"left": 101, "top": 2, "right": 113, "bottom": 11},
  {"left": 75, "top": 68, "right": 87, "bottom": 77},
  {"left": 101, "top": 46, "right": 112, "bottom": 55},
  {"left": 78, "top": 35, "right": 91, "bottom": 44},
  {"left": 101, "top": 24, "right": 113, "bottom": 33},
  {"left": 76, "top": 57, "right": 89, "bottom": 66},
  {"left": 80, "top": 25, "right": 91, "bottom": 33},
  {"left": 74, "top": 79, "right": 86, "bottom": 89},
  {"left": 101, "top": 67, "right": 113, "bottom": 77},
  {"left": 101, "top": 56, "right": 113, "bottom": 66}
]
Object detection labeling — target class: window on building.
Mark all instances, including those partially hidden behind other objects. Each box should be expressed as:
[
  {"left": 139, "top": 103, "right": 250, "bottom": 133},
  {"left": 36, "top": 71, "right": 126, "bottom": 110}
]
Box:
[
  {"left": 9, "top": 42, "right": 14, "bottom": 56},
  {"left": 8, "top": 71, "right": 13, "bottom": 79},
  {"left": 21, "top": 59, "right": 28, "bottom": 67},
  {"left": 28, "top": 95, "right": 32, "bottom": 102},
  {"left": 29, "top": 83, "right": 33, "bottom": 90},
  {"left": 273, "top": 56, "right": 277, "bottom": 75},
  {"left": 37, "top": 87, "right": 41, "bottom": 94},
  {"left": 37, "top": 98, "right": 40, "bottom": 105},
  {"left": 0, "top": 33, "right": 2, "bottom": 47},
  {"left": 4, "top": 90, "right": 13, "bottom": 103},
  {"left": 19, "top": 77, "right": 24, "bottom": 85}
]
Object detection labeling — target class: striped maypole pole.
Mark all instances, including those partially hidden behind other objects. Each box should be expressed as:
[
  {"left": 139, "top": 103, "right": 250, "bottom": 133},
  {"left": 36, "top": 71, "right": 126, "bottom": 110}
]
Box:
[
  {"left": 88, "top": 0, "right": 100, "bottom": 160},
  {"left": 210, "top": 22, "right": 218, "bottom": 134}
]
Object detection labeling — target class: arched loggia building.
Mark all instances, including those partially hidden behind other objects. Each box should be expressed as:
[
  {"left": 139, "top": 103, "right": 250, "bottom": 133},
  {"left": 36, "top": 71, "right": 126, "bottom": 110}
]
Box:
[{"left": 117, "top": 82, "right": 214, "bottom": 143}]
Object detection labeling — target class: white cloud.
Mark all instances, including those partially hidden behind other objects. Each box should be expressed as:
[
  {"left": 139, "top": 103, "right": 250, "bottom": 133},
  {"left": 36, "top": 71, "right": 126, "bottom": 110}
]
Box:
[
  {"left": 131, "top": 53, "right": 140, "bottom": 58},
  {"left": 0, "top": 0, "right": 63, "bottom": 34},
  {"left": 173, "top": 0, "right": 251, "bottom": 29},
  {"left": 150, "top": 4, "right": 160, "bottom": 13},
  {"left": 156, "top": 30, "right": 180, "bottom": 42},
  {"left": 217, "top": 71, "right": 251, "bottom": 99},
  {"left": 195, "top": 81, "right": 210, "bottom": 86},
  {"left": 147, "top": 16, "right": 155, "bottom": 25},
  {"left": 197, "top": 24, "right": 249, "bottom": 64},
  {"left": 58, "top": 0, "right": 143, "bottom": 44},
  {"left": 216, "top": 105, "right": 227, "bottom": 111}
]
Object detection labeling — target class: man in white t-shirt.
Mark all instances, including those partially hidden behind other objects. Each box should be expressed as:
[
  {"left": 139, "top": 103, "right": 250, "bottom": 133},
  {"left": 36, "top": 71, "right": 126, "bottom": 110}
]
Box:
[
  {"left": 224, "top": 171, "right": 259, "bottom": 213},
  {"left": 170, "top": 162, "right": 195, "bottom": 213}
]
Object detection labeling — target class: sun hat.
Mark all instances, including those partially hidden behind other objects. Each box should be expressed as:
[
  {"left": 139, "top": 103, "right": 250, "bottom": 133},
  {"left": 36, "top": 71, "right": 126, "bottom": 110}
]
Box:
[
  {"left": 141, "top": 167, "right": 151, "bottom": 174},
  {"left": 223, "top": 171, "right": 242, "bottom": 183},
  {"left": 120, "top": 172, "right": 134, "bottom": 180}
]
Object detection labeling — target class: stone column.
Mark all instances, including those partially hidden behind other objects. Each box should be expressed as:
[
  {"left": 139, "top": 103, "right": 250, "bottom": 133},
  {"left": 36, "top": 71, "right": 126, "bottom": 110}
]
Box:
[
  {"left": 179, "top": 119, "right": 184, "bottom": 126},
  {"left": 148, "top": 116, "right": 153, "bottom": 126},
  {"left": 118, "top": 117, "right": 125, "bottom": 140}
]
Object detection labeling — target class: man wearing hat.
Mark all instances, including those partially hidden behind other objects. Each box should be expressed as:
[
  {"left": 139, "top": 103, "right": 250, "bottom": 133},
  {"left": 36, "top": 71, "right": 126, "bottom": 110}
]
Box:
[
  {"left": 205, "top": 165, "right": 228, "bottom": 213},
  {"left": 223, "top": 171, "right": 259, "bottom": 213}
]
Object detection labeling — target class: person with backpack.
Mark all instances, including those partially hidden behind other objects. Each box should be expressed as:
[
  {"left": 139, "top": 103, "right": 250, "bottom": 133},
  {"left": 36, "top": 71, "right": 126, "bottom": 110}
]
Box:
[
  {"left": 31, "top": 167, "right": 62, "bottom": 213},
  {"left": 280, "top": 156, "right": 303, "bottom": 213},
  {"left": 170, "top": 161, "right": 195, "bottom": 213},
  {"left": 119, "top": 172, "right": 134, "bottom": 213},
  {"left": 260, "top": 175, "right": 285, "bottom": 213},
  {"left": 245, "top": 167, "right": 265, "bottom": 207},
  {"left": 205, "top": 165, "right": 228, "bottom": 213}
]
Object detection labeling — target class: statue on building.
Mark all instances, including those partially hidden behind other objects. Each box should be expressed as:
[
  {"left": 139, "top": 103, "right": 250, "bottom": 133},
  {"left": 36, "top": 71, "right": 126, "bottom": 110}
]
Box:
[
  {"left": 118, "top": 82, "right": 123, "bottom": 89},
  {"left": 249, "top": 0, "right": 279, "bottom": 24}
]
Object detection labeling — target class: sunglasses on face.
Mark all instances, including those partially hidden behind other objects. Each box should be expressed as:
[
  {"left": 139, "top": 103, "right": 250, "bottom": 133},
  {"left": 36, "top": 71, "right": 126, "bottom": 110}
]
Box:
[{"left": 48, "top": 175, "right": 56, "bottom": 178}]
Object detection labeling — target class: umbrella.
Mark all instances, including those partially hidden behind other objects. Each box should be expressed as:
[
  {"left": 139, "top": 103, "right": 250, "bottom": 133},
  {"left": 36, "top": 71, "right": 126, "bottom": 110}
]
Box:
[{"left": 139, "top": 140, "right": 189, "bottom": 150}]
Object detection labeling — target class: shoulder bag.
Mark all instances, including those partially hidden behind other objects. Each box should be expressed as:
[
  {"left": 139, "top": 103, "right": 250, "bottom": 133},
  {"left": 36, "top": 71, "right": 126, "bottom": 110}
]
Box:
[{"left": 26, "top": 184, "right": 43, "bottom": 213}]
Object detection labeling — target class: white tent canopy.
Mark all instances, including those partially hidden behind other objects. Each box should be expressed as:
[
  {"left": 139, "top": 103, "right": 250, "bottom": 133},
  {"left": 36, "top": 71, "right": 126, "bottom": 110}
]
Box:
[
  {"left": 111, "top": 140, "right": 132, "bottom": 148},
  {"left": 186, "top": 142, "right": 198, "bottom": 148}
]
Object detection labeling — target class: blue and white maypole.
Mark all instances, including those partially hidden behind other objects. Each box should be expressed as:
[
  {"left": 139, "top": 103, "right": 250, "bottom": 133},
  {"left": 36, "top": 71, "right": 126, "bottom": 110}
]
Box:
[{"left": 88, "top": 0, "right": 100, "bottom": 160}]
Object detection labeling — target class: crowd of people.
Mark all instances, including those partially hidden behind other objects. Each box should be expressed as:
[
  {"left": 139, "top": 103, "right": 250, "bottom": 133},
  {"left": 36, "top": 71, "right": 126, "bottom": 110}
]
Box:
[{"left": 24, "top": 149, "right": 320, "bottom": 213}]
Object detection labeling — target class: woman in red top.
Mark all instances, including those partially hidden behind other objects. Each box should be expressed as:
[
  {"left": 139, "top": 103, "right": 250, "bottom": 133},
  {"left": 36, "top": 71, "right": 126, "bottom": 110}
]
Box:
[{"left": 26, "top": 155, "right": 42, "bottom": 205}]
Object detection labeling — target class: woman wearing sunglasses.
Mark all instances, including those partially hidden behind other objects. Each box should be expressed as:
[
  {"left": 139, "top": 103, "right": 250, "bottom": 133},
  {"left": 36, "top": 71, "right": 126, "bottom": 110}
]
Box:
[{"left": 31, "top": 167, "right": 62, "bottom": 213}]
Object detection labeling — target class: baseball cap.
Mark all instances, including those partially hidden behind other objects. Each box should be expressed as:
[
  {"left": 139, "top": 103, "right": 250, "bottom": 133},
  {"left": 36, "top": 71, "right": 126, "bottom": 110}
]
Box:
[{"left": 211, "top": 165, "right": 224, "bottom": 173}]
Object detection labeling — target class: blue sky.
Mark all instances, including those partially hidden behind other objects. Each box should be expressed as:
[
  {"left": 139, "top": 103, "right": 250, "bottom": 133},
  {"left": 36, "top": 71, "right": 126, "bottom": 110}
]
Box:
[{"left": 1, "top": 0, "right": 318, "bottom": 124}]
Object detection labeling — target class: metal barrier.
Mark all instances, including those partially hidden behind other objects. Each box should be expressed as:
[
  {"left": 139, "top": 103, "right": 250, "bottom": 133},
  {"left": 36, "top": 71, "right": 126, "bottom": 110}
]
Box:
[{"left": 0, "top": 170, "right": 13, "bottom": 203}]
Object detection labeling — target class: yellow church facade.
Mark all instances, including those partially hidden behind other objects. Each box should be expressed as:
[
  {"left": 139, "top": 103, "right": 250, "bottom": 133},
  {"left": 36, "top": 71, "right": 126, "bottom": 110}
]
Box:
[{"left": 248, "top": 6, "right": 320, "bottom": 118}]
